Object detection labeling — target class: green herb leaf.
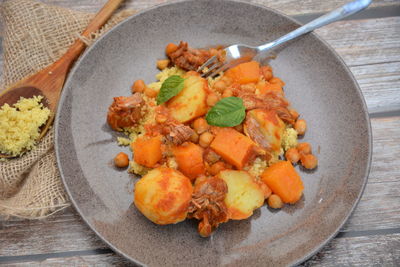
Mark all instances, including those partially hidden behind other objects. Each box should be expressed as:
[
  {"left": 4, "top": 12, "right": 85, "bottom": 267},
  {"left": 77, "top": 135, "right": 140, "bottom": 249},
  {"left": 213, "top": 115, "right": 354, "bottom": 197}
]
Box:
[
  {"left": 206, "top": 97, "right": 246, "bottom": 127},
  {"left": 156, "top": 75, "right": 185, "bottom": 105}
]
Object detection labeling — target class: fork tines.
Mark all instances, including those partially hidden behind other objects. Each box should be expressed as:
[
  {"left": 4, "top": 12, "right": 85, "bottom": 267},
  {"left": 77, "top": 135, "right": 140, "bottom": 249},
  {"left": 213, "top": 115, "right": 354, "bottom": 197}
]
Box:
[{"left": 198, "top": 56, "right": 223, "bottom": 78}]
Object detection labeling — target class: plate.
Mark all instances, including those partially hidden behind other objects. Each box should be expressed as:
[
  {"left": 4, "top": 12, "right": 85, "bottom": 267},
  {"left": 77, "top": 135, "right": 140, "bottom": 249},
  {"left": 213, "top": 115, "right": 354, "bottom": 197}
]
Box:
[{"left": 55, "top": 0, "right": 372, "bottom": 266}]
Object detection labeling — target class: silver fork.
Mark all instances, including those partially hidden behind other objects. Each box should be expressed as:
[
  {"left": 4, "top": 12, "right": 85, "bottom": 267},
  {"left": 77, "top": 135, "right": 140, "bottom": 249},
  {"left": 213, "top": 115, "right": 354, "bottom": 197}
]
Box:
[{"left": 199, "top": 0, "right": 372, "bottom": 77}]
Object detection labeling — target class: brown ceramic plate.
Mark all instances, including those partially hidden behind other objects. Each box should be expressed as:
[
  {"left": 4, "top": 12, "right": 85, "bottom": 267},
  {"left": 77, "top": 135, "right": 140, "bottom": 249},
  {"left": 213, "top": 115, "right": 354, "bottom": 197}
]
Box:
[{"left": 55, "top": 0, "right": 372, "bottom": 266}]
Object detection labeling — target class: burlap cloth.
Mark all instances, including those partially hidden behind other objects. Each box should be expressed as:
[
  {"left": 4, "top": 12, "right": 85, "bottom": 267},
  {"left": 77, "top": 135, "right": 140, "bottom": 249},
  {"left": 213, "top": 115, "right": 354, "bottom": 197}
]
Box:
[{"left": 0, "top": 0, "right": 135, "bottom": 219}]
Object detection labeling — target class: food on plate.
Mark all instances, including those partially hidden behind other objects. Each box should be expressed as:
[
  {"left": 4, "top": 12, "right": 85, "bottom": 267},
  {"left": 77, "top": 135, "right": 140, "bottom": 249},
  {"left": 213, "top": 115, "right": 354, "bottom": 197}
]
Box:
[
  {"left": 134, "top": 167, "right": 193, "bottom": 225},
  {"left": 107, "top": 42, "right": 319, "bottom": 236},
  {"left": 218, "top": 170, "right": 266, "bottom": 220},
  {"left": 261, "top": 161, "right": 304, "bottom": 204},
  {"left": 267, "top": 194, "right": 284, "bottom": 209},
  {"left": 114, "top": 152, "right": 129, "bottom": 168},
  {"left": 0, "top": 96, "right": 50, "bottom": 156}
]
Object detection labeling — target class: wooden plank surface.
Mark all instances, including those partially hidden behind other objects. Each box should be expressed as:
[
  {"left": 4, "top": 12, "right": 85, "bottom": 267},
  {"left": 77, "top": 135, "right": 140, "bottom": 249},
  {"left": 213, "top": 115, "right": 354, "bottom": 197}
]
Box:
[
  {"left": 315, "top": 17, "right": 400, "bottom": 66},
  {"left": 2, "top": 229, "right": 400, "bottom": 266},
  {"left": 38, "top": 0, "right": 400, "bottom": 16}
]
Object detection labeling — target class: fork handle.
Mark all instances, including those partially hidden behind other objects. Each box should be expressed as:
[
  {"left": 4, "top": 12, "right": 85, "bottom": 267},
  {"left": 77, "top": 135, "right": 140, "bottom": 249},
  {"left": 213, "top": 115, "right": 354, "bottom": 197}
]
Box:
[{"left": 257, "top": 0, "right": 372, "bottom": 52}]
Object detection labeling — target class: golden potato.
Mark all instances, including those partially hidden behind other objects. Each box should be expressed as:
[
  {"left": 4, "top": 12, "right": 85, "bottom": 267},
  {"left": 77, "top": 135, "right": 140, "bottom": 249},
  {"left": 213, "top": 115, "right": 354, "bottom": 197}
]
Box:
[
  {"left": 167, "top": 71, "right": 208, "bottom": 123},
  {"left": 218, "top": 170, "right": 265, "bottom": 220},
  {"left": 134, "top": 167, "right": 193, "bottom": 225},
  {"left": 244, "top": 109, "right": 285, "bottom": 153}
]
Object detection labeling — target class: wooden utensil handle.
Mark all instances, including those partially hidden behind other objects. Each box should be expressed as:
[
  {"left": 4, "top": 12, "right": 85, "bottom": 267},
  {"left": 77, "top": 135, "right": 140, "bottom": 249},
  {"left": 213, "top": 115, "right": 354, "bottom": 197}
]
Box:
[{"left": 58, "top": 0, "right": 124, "bottom": 67}]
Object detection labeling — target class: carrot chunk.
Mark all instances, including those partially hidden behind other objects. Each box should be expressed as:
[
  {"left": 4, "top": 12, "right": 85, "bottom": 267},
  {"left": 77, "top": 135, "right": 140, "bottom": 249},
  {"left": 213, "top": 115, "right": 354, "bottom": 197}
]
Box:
[
  {"left": 173, "top": 142, "right": 205, "bottom": 180},
  {"left": 210, "top": 128, "right": 255, "bottom": 169},
  {"left": 261, "top": 161, "right": 304, "bottom": 204},
  {"left": 225, "top": 61, "right": 260, "bottom": 84},
  {"left": 132, "top": 135, "right": 162, "bottom": 168}
]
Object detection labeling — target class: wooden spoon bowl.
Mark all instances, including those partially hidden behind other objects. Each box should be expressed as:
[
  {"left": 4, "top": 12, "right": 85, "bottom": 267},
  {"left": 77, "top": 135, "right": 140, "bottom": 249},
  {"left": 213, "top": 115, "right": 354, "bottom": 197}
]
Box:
[{"left": 0, "top": 0, "right": 124, "bottom": 158}]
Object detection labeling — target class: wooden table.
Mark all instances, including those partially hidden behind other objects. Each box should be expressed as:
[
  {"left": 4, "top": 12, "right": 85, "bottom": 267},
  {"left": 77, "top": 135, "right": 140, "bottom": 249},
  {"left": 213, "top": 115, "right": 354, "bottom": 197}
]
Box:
[{"left": 1, "top": 0, "right": 399, "bottom": 266}]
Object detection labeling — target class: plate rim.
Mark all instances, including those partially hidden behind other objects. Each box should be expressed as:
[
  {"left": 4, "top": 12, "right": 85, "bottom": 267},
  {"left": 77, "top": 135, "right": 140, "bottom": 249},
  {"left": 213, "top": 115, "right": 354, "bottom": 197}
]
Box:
[{"left": 54, "top": 0, "right": 373, "bottom": 265}]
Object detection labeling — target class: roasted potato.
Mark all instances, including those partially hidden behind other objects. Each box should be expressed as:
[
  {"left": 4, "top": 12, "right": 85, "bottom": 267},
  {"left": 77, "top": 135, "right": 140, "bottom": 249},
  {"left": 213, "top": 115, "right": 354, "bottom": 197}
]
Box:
[
  {"left": 218, "top": 170, "right": 265, "bottom": 220},
  {"left": 244, "top": 109, "right": 285, "bottom": 153},
  {"left": 167, "top": 71, "right": 208, "bottom": 123},
  {"left": 134, "top": 167, "right": 193, "bottom": 225}
]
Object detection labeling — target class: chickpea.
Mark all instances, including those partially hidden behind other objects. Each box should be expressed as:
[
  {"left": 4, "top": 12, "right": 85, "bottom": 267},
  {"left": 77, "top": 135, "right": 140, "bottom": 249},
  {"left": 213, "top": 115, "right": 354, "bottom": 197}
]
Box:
[
  {"left": 269, "top": 77, "right": 285, "bottom": 87},
  {"left": 165, "top": 43, "right": 178, "bottom": 55},
  {"left": 234, "top": 124, "right": 243, "bottom": 132},
  {"left": 155, "top": 114, "right": 167, "bottom": 124},
  {"left": 207, "top": 93, "right": 219, "bottom": 106},
  {"left": 295, "top": 119, "right": 307, "bottom": 135},
  {"left": 199, "top": 132, "right": 214, "bottom": 148},
  {"left": 114, "top": 152, "right": 129, "bottom": 168},
  {"left": 156, "top": 59, "right": 170, "bottom": 70},
  {"left": 241, "top": 83, "right": 256, "bottom": 93},
  {"left": 297, "top": 142, "right": 311, "bottom": 155},
  {"left": 193, "top": 118, "right": 210, "bottom": 134},
  {"left": 268, "top": 194, "right": 283, "bottom": 209},
  {"left": 300, "top": 154, "right": 318, "bottom": 169},
  {"left": 205, "top": 150, "right": 220, "bottom": 164},
  {"left": 220, "top": 76, "right": 233, "bottom": 86},
  {"left": 213, "top": 80, "right": 227, "bottom": 93},
  {"left": 190, "top": 132, "right": 199, "bottom": 143},
  {"left": 285, "top": 148, "right": 300, "bottom": 164},
  {"left": 222, "top": 89, "right": 233, "bottom": 98},
  {"left": 261, "top": 66, "right": 273, "bottom": 81},
  {"left": 198, "top": 220, "right": 212, "bottom": 237},
  {"left": 131, "top": 79, "right": 145, "bottom": 93},
  {"left": 144, "top": 87, "right": 158, "bottom": 98},
  {"left": 209, "top": 161, "right": 226, "bottom": 176},
  {"left": 289, "top": 109, "right": 299, "bottom": 121}
]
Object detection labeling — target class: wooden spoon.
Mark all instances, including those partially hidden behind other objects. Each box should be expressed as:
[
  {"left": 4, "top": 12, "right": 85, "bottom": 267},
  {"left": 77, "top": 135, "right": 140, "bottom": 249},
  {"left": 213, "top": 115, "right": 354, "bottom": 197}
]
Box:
[{"left": 0, "top": 0, "right": 124, "bottom": 158}]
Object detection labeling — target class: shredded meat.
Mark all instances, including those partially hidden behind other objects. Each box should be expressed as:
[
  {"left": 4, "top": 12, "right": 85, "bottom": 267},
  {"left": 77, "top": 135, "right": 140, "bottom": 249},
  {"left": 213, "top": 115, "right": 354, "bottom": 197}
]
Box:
[
  {"left": 188, "top": 176, "right": 229, "bottom": 237},
  {"left": 238, "top": 91, "right": 294, "bottom": 125},
  {"left": 167, "top": 41, "right": 211, "bottom": 71},
  {"left": 107, "top": 93, "right": 144, "bottom": 131},
  {"left": 165, "top": 123, "right": 194, "bottom": 145},
  {"left": 245, "top": 115, "right": 271, "bottom": 150}
]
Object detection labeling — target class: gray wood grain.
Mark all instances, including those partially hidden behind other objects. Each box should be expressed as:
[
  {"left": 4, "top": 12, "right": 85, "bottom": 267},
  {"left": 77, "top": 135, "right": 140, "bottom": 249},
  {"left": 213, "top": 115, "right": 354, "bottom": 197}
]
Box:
[
  {"left": 340, "top": 117, "right": 400, "bottom": 231},
  {"left": 316, "top": 17, "right": 400, "bottom": 113},
  {"left": 316, "top": 17, "right": 400, "bottom": 66},
  {"left": 305, "top": 233, "right": 400, "bottom": 266},
  {"left": 2, "top": 251, "right": 132, "bottom": 266},
  {"left": 2, "top": 233, "right": 400, "bottom": 266},
  {"left": 1, "top": 116, "right": 399, "bottom": 257},
  {"left": 41, "top": 0, "right": 400, "bottom": 16}
]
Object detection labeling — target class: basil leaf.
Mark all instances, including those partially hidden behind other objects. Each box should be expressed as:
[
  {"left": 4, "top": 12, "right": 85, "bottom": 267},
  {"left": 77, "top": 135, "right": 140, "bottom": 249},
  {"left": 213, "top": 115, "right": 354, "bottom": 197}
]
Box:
[
  {"left": 206, "top": 97, "right": 246, "bottom": 127},
  {"left": 156, "top": 75, "right": 185, "bottom": 105}
]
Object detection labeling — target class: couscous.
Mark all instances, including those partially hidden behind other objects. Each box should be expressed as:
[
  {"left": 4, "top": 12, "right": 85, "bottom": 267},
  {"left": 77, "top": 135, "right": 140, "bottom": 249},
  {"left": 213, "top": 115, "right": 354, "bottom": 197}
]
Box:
[{"left": 0, "top": 95, "right": 50, "bottom": 156}]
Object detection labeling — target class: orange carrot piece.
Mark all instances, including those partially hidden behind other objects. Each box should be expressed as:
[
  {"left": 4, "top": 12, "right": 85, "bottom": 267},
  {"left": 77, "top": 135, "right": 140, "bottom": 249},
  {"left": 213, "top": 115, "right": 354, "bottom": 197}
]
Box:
[
  {"left": 225, "top": 61, "right": 261, "bottom": 84},
  {"left": 173, "top": 142, "right": 205, "bottom": 180},
  {"left": 261, "top": 161, "right": 304, "bottom": 204},
  {"left": 132, "top": 135, "right": 162, "bottom": 168},
  {"left": 210, "top": 128, "right": 255, "bottom": 169}
]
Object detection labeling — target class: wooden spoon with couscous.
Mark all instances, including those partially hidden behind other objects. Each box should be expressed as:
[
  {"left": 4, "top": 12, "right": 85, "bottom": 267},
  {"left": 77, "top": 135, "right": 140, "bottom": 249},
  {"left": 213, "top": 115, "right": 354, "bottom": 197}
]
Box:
[{"left": 0, "top": 0, "right": 124, "bottom": 158}]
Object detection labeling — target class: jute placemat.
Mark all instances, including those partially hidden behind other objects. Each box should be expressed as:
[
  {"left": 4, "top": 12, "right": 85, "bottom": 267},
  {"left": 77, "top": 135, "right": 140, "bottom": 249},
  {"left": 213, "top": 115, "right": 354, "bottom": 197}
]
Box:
[{"left": 0, "top": 0, "right": 135, "bottom": 219}]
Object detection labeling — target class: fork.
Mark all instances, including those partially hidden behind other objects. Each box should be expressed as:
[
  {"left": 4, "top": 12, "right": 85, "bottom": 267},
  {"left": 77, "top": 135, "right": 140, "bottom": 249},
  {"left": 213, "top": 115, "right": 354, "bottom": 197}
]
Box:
[{"left": 199, "top": 0, "right": 372, "bottom": 77}]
